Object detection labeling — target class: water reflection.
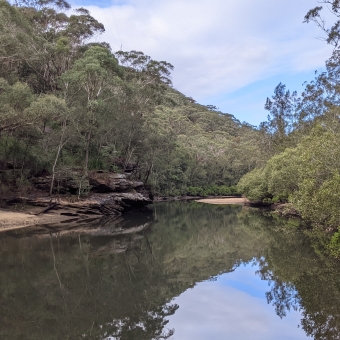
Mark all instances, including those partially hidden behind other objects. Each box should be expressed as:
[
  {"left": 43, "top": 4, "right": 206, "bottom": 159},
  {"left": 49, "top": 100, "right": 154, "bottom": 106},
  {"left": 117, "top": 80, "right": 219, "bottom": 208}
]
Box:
[
  {"left": 167, "top": 265, "right": 308, "bottom": 340},
  {"left": 0, "top": 202, "right": 340, "bottom": 339}
]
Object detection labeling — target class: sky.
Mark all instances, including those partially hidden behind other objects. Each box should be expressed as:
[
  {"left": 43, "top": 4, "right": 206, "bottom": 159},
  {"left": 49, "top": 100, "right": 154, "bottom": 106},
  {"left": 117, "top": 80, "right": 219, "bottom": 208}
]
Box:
[
  {"left": 68, "top": 0, "right": 334, "bottom": 125},
  {"left": 165, "top": 264, "right": 310, "bottom": 340}
]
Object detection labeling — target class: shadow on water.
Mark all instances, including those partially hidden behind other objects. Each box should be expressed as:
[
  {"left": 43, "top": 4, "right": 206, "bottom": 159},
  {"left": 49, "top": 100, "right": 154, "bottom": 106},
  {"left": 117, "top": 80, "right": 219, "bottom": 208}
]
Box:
[{"left": 0, "top": 202, "right": 340, "bottom": 339}]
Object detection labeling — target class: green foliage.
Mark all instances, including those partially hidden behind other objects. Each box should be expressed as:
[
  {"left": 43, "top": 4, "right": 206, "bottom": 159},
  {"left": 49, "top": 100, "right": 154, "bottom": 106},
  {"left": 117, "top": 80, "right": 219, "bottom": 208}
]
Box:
[
  {"left": 0, "top": 0, "right": 263, "bottom": 199},
  {"left": 264, "top": 147, "right": 301, "bottom": 201},
  {"left": 237, "top": 168, "right": 269, "bottom": 201},
  {"left": 0, "top": 79, "right": 34, "bottom": 132},
  {"left": 186, "top": 185, "right": 239, "bottom": 196},
  {"left": 261, "top": 82, "right": 298, "bottom": 152},
  {"left": 329, "top": 231, "right": 340, "bottom": 257},
  {"left": 239, "top": 122, "right": 340, "bottom": 254}
]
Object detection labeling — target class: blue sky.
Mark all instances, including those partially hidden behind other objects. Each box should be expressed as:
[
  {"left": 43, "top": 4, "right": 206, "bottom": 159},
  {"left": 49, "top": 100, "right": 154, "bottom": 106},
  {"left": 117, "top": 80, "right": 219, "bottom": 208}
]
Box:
[{"left": 68, "top": 0, "right": 334, "bottom": 125}]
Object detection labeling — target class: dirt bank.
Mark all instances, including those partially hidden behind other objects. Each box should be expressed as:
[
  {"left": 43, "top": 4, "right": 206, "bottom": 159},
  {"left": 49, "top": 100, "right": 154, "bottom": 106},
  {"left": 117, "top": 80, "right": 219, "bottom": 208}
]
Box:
[{"left": 195, "top": 197, "right": 247, "bottom": 205}]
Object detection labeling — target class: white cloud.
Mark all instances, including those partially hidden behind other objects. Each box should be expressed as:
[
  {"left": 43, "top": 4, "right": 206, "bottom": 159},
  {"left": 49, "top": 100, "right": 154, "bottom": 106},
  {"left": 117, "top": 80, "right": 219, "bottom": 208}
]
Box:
[
  {"left": 165, "top": 269, "right": 309, "bottom": 340},
  {"left": 73, "top": 0, "right": 334, "bottom": 120}
]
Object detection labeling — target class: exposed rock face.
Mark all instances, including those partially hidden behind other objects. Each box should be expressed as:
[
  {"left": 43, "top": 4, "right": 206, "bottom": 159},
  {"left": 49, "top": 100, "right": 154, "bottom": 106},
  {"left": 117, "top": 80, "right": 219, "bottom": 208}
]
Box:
[
  {"left": 32, "top": 171, "right": 145, "bottom": 194},
  {"left": 26, "top": 171, "right": 152, "bottom": 216},
  {"left": 89, "top": 171, "right": 144, "bottom": 193},
  {"left": 19, "top": 192, "right": 151, "bottom": 217},
  {"left": 32, "top": 173, "right": 89, "bottom": 194},
  {"left": 59, "top": 192, "right": 152, "bottom": 215}
]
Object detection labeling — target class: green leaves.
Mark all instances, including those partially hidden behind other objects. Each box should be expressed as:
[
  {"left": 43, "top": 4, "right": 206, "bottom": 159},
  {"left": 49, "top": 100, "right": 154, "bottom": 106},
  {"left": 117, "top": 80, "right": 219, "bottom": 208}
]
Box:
[
  {"left": 261, "top": 83, "right": 298, "bottom": 153},
  {"left": 239, "top": 123, "right": 340, "bottom": 232},
  {"left": 61, "top": 46, "right": 120, "bottom": 98},
  {"left": 0, "top": 79, "right": 34, "bottom": 132},
  {"left": 67, "top": 8, "right": 105, "bottom": 43},
  {"left": 25, "top": 94, "right": 68, "bottom": 128},
  {"left": 237, "top": 168, "right": 269, "bottom": 202},
  {"left": 0, "top": 1, "right": 264, "bottom": 198}
]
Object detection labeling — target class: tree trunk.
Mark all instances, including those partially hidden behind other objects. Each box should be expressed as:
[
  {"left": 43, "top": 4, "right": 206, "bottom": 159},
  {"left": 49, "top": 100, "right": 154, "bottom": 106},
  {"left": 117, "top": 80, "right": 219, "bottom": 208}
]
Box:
[
  {"left": 84, "top": 130, "right": 91, "bottom": 177},
  {"left": 50, "top": 122, "right": 67, "bottom": 195}
]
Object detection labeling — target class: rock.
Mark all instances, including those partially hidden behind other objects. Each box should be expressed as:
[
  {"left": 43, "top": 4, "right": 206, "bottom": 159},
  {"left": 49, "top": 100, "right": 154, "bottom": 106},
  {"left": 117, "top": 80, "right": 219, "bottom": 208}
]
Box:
[
  {"left": 132, "top": 181, "right": 144, "bottom": 188},
  {"left": 32, "top": 171, "right": 134, "bottom": 194},
  {"left": 26, "top": 171, "right": 152, "bottom": 216},
  {"left": 31, "top": 176, "right": 52, "bottom": 191},
  {"left": 273, "top": 203, "right": 301, "bottom": 217},
  {"left": 89, "top": 171, "right": 139, "bottom": 193},
  {"left": 22, "top": 192, "right": 152, "bottom": 216},
  {"left": 71, "top": 192, "right": 151, "bottom": 215},
  {"left": 31, "top": 172, "right": 90, "bottom": 194}
]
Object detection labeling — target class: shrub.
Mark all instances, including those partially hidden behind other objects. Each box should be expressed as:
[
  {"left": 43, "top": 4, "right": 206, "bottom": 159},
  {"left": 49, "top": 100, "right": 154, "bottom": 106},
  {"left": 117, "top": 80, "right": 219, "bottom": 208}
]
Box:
[{"left": 237, "top": 168, "right": 269, "bottom": 202}]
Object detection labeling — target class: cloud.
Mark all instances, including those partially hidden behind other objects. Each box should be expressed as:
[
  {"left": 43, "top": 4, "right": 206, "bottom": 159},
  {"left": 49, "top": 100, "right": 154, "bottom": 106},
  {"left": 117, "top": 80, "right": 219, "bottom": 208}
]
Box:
[
  {"left": 70, "top": 0, "right": 333, "bottom": 121},
  {"left": 165, "top": 266, "right": 309, "bottom": 340}
]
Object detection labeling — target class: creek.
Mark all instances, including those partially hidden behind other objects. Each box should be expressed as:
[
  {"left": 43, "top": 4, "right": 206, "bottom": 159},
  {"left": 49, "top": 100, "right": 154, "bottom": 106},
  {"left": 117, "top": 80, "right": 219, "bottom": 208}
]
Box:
[{"left": 1, "top": 202, "right": 339, "bottom": 339}]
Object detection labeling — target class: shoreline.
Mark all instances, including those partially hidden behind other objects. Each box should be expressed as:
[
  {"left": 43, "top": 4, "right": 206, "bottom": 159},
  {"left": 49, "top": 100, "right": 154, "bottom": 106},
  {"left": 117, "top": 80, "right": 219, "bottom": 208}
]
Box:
[
  {"left": 0, "top": 208, "right": 74, "bottom": 233},
  {"left": 154, "top": 195, "right": 242, "bottom": 202},
  {"left": 0, "top": 196, "right": 248, "bottom": 232},
  {"left": 195, "top": 197, "right": 247, "bottom": 205}
]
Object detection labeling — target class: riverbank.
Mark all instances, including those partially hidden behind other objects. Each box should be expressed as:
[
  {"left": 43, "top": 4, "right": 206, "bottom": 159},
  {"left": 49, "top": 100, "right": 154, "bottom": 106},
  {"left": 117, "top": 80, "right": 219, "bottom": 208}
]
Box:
[
  {"left": 154, "top": 195, "right": 243, "bottom": 202},
  {"left": 195, "top": 197, "right": 247, "bottom": 205},
  {"left": 0, "top": 196, "right": 247, "bottom": 232},
  {"left": 0, "top": 209, "right": 71, "bottom": 232}
]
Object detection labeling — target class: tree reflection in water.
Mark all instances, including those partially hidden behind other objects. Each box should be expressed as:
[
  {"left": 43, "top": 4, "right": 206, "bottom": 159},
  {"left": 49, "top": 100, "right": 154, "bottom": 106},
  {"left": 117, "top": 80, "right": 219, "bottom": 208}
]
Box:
[
  {"left": 252, "top": 217, "right": 340, "bottom": 340},
  {"left": 1, "top": 202, "right": 340, "bottom": 339}
]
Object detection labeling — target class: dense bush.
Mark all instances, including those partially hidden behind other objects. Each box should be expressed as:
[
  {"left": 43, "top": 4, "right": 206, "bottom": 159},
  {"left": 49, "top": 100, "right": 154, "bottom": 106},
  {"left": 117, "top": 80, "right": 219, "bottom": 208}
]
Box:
[
  {"left": 237, "top": 168, "right": 269, "bottom": 202},
  {"left": 238, "top": 125, "right": 340, "bottom": 229},
  {"left": 186, "top": 185, "right": 239, "bottom": 197}
]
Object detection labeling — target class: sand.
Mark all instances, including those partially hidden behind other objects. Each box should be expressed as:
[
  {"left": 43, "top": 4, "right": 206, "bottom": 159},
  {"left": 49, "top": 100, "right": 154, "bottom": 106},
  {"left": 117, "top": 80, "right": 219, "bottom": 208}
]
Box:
[
  {"left": 195, "top": 197, "right": 247, "bottom": 205},
  {"left": 0, "top": 209, "right": 67, "bottom": 232}
]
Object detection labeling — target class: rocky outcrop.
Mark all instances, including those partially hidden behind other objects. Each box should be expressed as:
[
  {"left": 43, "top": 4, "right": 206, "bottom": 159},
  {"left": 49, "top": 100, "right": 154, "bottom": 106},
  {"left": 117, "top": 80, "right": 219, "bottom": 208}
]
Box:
[
  {"left": 16, "top": 171, "right": 153, "bottom": 216},
  {"left": 89, "top": 171, "right": 144, "bottom": 193},
  {"left": 25, "top": 193, "right": 151, "bottom": 217},
  {"left": 32, "top": 171, "right": 145, "bottom": 194},
  {"left": 32, "top": 172, "right": 88, "bottom": 194}
]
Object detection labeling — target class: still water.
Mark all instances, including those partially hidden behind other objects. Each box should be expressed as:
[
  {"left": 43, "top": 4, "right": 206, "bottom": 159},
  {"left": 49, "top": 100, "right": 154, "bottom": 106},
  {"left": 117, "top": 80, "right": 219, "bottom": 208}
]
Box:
[{"left": 0, "top": 202, "right": 339, "bottom": 339}]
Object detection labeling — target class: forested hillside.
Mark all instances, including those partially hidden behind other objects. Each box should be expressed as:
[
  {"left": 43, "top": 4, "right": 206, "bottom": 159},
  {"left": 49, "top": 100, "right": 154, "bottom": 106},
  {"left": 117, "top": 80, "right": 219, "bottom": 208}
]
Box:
[
  {"left": 4, "top": 0, "right": 340, "bottom": 253},
  {"left": 237, "top": 1, "right": 340, "bottom": 256},
  {"left": 0, "top": 0, "right": 262, "bottom": 198}
]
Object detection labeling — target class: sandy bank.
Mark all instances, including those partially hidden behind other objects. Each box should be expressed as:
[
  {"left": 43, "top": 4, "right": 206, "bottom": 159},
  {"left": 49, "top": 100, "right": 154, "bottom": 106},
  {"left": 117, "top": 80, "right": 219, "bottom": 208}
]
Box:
[
  {"left": 0, "top": 209, "right": 69, "bottom": 232},
  {"left": 195, "top": 197, "right": 247, "bottom": 205}
]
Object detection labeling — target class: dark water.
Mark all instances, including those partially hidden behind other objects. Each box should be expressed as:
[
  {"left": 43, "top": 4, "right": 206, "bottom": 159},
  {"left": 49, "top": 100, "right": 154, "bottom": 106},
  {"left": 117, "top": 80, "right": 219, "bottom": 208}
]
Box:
[{"left": 1, "top": 202, "right": 340, "bottom": 340}]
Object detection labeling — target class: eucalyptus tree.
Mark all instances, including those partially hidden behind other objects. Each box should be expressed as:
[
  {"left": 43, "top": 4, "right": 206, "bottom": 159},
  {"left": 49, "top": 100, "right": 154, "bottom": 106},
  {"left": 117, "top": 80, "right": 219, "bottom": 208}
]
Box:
[
  {"left": 24, "top": 94, "right": 69, "bottom": 194},
  {"left": 14, "top": 0, "right": 105, "bottom": 93},
  {"left": 0, "top": 0, "right": 36, "bottom": 82},
  {"left": 61, "top": 46, "right": 122, "bottom": 176},
  {"left": 260, "top": 83, "right": 298, "bottom": 153},
  {"left": 0, "top": 0, "right": 264, "bottom": 197},
  {"left": 304, "top": 1, "right": 340, "bottom": 48},
  {"left": 0, "top": 78, "right": 34, "bottom": 133},
  {"left": 110, "top": 51, "right": 174, "bottom": 174},
  {"left": 298, "top": 1, "right": 340, "bottom": 129}
]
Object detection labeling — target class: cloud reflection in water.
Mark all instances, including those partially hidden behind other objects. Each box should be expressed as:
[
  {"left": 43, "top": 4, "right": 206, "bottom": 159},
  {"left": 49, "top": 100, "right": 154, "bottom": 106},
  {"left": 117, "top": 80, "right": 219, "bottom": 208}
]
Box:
[{"left": 166, "top": 264, "right": 310, "bottom": 340}]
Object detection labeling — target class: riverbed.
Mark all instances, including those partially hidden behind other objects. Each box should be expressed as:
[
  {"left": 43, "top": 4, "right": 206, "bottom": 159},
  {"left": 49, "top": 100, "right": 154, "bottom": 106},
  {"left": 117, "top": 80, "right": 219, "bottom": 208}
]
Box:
[{"left": 0, "top": 202, "right": 338, "bottom": 339}]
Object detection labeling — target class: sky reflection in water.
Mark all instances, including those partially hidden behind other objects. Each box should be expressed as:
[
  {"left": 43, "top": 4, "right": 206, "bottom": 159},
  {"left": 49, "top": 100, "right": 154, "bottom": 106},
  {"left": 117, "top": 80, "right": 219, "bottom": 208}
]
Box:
[
  {"left": 167, "top": 263, "right": 310, "bottom": 340},
  {"left": 2, "top": 203, "right": 336, "bottom": 339}
]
